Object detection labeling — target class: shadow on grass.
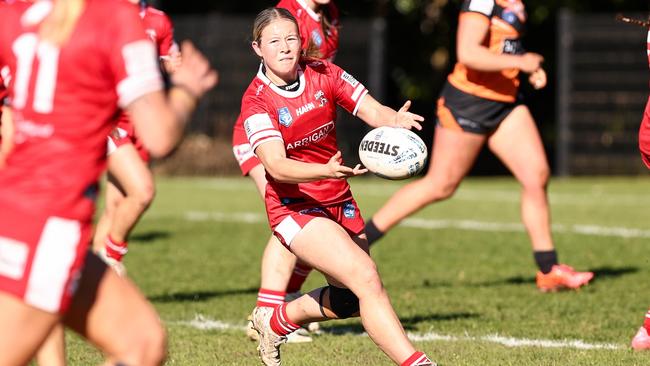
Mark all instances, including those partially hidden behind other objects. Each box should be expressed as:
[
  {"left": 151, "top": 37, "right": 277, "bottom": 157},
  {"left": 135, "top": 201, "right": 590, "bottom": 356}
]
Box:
[
  {"left": 130, "top": 230, "right": 171, "bottom": 243},
  {"left": 320, "top": 312, "right": 479, "bottom": 335},
  {"left": 589, "top": 265, "right": 638, "bottom": 279},
  {"left": 148, "top": 287, "right": 258, "bottom": 303}
]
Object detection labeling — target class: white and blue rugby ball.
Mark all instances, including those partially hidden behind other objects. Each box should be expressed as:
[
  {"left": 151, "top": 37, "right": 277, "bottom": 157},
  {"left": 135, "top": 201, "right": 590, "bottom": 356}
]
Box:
[{"left": 358, "top": 126, "right": 428, "bottom": 180}]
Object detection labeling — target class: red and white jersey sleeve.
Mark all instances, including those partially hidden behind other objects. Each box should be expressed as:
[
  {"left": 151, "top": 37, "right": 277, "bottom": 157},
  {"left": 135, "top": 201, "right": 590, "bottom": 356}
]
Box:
[
  {"left": 242, "top": 96, "right": 283, "bottom": 152},
  {"left": 142, "top": 6, "right": 178, "bottom": 58},
  {"left": 325, "top": 62, "right": 368, "bottom": 116},
  {"left": 110, "top": 7, "right": 163, "bottom": 109},
  {"left": 0, "top": 0, "right": 162, "bottom": 218}
]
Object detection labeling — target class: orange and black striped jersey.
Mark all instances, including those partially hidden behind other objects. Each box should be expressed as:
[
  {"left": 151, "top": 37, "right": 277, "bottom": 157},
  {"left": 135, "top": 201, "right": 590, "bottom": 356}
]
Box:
[{"left": 448, "top": 0, "right": 527, "bottom": 103}]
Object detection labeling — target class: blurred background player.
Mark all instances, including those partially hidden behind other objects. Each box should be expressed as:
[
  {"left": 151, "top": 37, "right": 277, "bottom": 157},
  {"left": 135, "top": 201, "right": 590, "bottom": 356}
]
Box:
[
  {"left": 242, "top": 7, "right": 434, "bottom": 366},
  {"left": 0, "top": 0, "right": 217, "bottom": 365},
  {"left": 93, "top": 0, "right": 182, "bottom": 276},
  {"left": 363, "top": 0, "right": 594, "bottom": 292},
  {"left": 631, "top": 15, "right": 650, "bottom": 351},
  {"left": 232, "top": 0, "right": 339, "bottom": 342}
]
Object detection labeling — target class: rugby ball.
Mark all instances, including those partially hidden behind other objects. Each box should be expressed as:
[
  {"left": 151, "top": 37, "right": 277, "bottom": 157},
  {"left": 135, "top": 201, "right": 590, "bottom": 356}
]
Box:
[{"left": 358, "top": 126, "right": 428, "bottom": 180}]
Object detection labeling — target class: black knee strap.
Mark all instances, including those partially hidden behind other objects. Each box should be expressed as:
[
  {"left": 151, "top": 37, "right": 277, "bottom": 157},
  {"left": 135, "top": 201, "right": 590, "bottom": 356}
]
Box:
[{"left": 328, "top": 285, "right": 359, "bottom": 319}]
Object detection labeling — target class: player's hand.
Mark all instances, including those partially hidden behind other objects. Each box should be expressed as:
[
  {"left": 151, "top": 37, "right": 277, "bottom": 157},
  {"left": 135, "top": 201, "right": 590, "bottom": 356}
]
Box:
[
  {"left": 518, "top": 52, "right": 544, "bottom": 74},
  {"left": 529, "top": 68, "right": 547, "bottom": 90},
  {"left": 326, "top": 151, "right": 368, "bottom": 179},
  {"left": 393, "top": 100, "right": 423, "bottom": 131},
  {"left": 163, "top": 50, "right": 182, "bottom": 74},
  {"left": 171, "top": 41, "right": 219, "bottom": 99}
]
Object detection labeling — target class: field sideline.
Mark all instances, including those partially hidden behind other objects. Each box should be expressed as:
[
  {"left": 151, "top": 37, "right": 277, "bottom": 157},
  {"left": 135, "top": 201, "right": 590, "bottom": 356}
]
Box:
[{"left": 64, "top": 176, "right": 650, "bottom": 365}]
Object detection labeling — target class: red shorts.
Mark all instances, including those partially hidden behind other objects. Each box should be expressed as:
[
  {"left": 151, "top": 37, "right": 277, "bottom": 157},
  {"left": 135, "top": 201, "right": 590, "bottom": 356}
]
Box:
[
  {"left": 232, "top": 115, "right": 261, "bottom": 176},
  {"left": 0, "top": 205, "right": 91, "bottom": 314},
  {"left": 107, "top": 115, "right": 150, "bottom": 162},
  {"left": 268, "top": 199, "right": 365, "bottom": 248},
  {"left": 639, "top": 97, "right": 650, "bottom": 169}
]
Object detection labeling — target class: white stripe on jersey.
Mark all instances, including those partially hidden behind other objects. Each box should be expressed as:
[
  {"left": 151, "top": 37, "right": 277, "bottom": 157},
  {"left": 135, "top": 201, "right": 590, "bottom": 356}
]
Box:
[
  {"left": 117, "top": 40, "right": 163, "bottom": 108},
  {"left": 275, "top": 216, "right": 302, "bottom": 247},
  {"left": 467, "top": 0, "right": 494, "bottom": 16},
  {"left": 250, "top": 130, "right": 283, "bottom": 151},
  {"left": 25, "top": 217, "right": 81, "bottom": 313},
  {"left": 351, "top": 84, "right": 365, "bottom": 102},
  {"left": 246, "top": 113, "right": 284, "bottom": 150},
  {"left": 352, "top": 89, "right": 368, "bottom": 116}
]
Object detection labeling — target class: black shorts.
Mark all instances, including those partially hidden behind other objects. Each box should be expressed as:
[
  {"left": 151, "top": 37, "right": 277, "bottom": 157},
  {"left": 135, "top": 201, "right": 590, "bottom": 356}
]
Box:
[{"left": 436, "top": 82, "right": 523, "bottom": 135}]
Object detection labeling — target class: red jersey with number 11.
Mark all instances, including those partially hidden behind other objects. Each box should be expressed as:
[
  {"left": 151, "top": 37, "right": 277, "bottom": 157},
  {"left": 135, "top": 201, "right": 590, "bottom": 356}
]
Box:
[
  {"left": 0, "top": 0, "right": 162, "bottom": 218},
  {"left": 241, "top": 60, "right": 367, "bottom": 208}
]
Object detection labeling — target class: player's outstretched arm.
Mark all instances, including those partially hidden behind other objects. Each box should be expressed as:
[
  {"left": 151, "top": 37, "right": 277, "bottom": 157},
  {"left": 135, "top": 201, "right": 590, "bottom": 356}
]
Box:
[
  {"left": 256, "top": 141, "right": 365, "bottom": 183},
  {"left": 356, "top": 95, "right": 423, "bottom": 131},
  {"left": 128, "top": 41, "right": 218, "bottom": 158}
]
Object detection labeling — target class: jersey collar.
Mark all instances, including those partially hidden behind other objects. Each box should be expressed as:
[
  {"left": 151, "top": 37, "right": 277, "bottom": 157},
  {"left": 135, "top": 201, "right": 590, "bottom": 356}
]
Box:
[{"left": 256, "top": 63, "right": 306, "bottom": 99}]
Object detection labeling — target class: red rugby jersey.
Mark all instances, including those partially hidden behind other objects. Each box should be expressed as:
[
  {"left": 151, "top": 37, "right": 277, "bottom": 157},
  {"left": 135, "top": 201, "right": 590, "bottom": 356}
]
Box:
[
  {"left": 241, "top": 60, "right": 368, "bottom": 207},
  {"left": 114, "top": 5, "right": 178, "bottom": 137},
  {"left": 277, "top": 0, "right": 339, "bottom": 62},
  {"left": 141, "top": 5, "right": 178, "bottom": 59},
  {"left": 0, "top": 0, "right": 162, "bottom": 217}
]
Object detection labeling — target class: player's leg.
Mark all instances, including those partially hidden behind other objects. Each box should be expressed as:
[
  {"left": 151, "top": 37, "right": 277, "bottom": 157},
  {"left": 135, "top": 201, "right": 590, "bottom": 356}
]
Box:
[
  {"left": 0, "top": 293, "right": 60, "bottom": 366},
  {"left": 247, "top": 165, "right": 316, "bottom": 341},
  {"left": 487, "top": 105, "right": 593, "bottom": 290},
  {"left": 92, "top": 178, "right": 125, "bottom": 253},
  {"left": 249, "top": 165, "right": 292, "bottom": 308},
  {"left": 101, "top": 144, "right": 155, "bottom": 265},
  {"left": 34, "top": 325, "right": 66, "bottom": 366},
  {"left": 366, "top": 125, "right": 485, "bottom": 244},
  {"left": 254, "top": 218, "right": 434, "bottom": 365},
  {"left": 63, "top": 253, "right": 166, "bottom": 366}
]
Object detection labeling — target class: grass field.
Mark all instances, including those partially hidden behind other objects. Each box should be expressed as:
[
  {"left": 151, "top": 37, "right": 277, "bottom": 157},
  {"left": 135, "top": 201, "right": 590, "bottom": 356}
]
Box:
[{"left": 63, "top": 176, "right": 650, "bottom": 365}]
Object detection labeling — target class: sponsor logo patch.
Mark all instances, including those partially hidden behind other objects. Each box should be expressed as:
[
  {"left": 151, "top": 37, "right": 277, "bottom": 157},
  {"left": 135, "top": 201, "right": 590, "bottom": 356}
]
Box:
[
  {"left": 278, "top": 107, "right": 293, "bottom": 127},
  {"left": 340, "top": 71, "right": 359, "bottom": 88},
  {"left": 311, "top": 30, "right": 323, "bottom": 47},
  {"left": 286, "top": 121, "right": 334, "bottom": 150},
  {"left": 343, "top": 202, "right": 356, "bottom": 219}
]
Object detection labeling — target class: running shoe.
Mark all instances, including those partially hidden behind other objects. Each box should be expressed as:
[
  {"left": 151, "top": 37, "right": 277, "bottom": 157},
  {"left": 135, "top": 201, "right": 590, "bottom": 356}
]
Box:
[
  {"left": 536, "top": 264, "right": 593, "bottom": 292},
  {"left": 251, "top": 306, "right": 286, "bottom": 366},
  {"left": 632, "top": 327, "right": 650, "bottom": 350}
]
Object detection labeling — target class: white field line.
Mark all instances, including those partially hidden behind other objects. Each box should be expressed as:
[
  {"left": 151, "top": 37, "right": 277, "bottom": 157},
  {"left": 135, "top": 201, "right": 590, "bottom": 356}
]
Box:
[
  {"left": 183, "top": 211, "right": 650, "bottom": 239},
  {"left": 171, "top": 314, "right": 623, "bottom": 351},
  {"left": 188, "top": 178, "right": 650, "bottom": 207}
]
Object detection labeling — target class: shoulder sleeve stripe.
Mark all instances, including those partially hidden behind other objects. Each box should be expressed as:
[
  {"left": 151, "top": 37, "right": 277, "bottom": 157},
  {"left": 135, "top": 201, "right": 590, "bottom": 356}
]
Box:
[
  {"left": 244, "top": 113, "right": 284, "bottom": 149},
  {"left": 117, "top": 40, "right": 163, "bottom": 108},
  {"left": 351, "top": 84, "right": 366, "bottom": 102},
  {"left": 251, "top": 132, "right": 283, "bottom": 151},
  {"left": 352, "top": 90, "right": 368, "bottom": 116}
]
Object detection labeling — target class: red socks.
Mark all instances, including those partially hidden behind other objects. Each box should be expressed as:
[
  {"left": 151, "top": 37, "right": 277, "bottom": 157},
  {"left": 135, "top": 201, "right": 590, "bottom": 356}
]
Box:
[
  {"left": 104, "top": 235, "right": 128, "bottom": 261},
  {"left": 269, "top": 303, "right": 300, "bottom": 336},
  {"left": 286, "top": 263, "right": 313, "bottom": 294},
  {"left": 256, "top": 288, "right": 286, "bottom": 308},
  {"left": 401, "top": 351, "right": 434, "bottom": 366},
  {"left": 644, "top": 309, "right": 650, "bottom": 333}
]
